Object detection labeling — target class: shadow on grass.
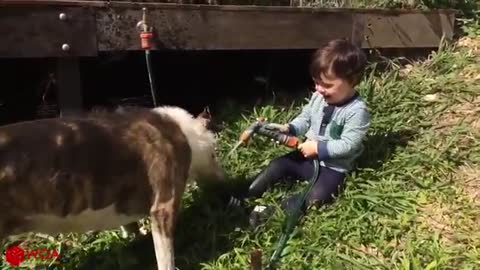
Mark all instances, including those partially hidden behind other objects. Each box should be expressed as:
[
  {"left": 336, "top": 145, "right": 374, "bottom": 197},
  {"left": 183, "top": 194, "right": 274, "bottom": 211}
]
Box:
[
  {"left": 75, "top": 178, "right": 252, "bottom": 270},
  {"left": 174, "top": 179, "right": 253, "bottom": 270},
  {"left": 356, "top": 129, "right": 418, "bottom": 170}
]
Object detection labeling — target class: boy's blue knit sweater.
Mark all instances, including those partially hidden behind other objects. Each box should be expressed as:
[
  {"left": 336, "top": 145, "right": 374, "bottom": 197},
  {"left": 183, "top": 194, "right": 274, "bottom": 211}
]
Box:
[{"left": 288, "top": 91, "right": 371, "bottom": 173}]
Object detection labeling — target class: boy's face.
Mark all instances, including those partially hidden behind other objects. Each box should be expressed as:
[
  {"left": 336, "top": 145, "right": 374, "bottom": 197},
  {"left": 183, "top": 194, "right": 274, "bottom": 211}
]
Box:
[{"left": 313, "top": 71, "right": 354, "bottom": 105}]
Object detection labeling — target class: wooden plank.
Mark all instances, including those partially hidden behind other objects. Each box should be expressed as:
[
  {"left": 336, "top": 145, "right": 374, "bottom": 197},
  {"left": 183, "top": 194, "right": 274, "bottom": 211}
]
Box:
[
  {"left": 0, "top": 0, "right": 459, "bottom": 14},
  {"left": 0, "top": 0, "right": 458, "bottom": 55},
  {"left": 95, "top": 4, "right": 456, "bottom": 50},
  {"left": 361, "top": 11, "right": 456, "bottom": 48},
  {"left": 0, "top": 6, "right": 97, "bottom": 58},
  {"left": 96, "top": 5, "right": 355, "bottom": 50},
  {"left": 0, "top": 0, "right": 293, "bottom": 5},
  {"left": 0, "top": 1, "right": 108, "bottom": 7}
]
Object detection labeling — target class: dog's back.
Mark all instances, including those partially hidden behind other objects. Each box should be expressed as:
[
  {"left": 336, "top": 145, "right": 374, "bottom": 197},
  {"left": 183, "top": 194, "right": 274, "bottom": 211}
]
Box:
[{"left": 0, "top": 107, "right": 191, "bottom": 237}]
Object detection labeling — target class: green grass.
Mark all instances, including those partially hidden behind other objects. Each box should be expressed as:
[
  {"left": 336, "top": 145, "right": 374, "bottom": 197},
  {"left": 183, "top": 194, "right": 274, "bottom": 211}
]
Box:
[
  {"left": 201, "top": 35, "right": 480, "bottom": 269},
  {"left": 300, "top": 0, "right": 477, "bottom": 11},
  {"left": 168, "top": 0, "right": 480, "bottom": 17},
  {"left": 2, "top": 16, "right": 480, "bottom": 270},
  {"left": 162, "top": 0, "right": 479, "bottom": 12}
]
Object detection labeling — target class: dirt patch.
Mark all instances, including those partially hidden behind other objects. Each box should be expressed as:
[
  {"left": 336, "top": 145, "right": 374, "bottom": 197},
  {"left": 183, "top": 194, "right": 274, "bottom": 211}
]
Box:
[
  {"left": 457, "top": 36, "right": 480, "bottom": 55},
  {"left": 435, "top": 96, "right": 480, "bottom": 135},
  {"left": 456, "top": 162, "right": 480, "bottom": 204},
  {"left": 417, "top": 202, "right": 455, "bottom": 245},
  {"left": 419, "top": 90, "right": 480, "bottom": 246},
  {"left": 433, "top": 94, "right": 480, "bottom": 209},
  {"left": 417, "top": 198, "right": 479, "bottom": 246},
  {"left": 458, "top": 63, "right": 480, "bottom": 82}
]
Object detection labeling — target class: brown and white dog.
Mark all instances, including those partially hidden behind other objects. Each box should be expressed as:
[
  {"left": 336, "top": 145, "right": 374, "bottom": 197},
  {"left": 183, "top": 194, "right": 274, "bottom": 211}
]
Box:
[{"left": 0, "top": 105, "right": 225, "bottom": 270}]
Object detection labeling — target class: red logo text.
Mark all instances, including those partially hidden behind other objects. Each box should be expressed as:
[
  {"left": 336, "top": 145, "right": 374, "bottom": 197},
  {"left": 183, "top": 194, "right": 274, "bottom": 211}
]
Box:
[{"left": 4, "top": 245, "right": 60, "bottom": 267}]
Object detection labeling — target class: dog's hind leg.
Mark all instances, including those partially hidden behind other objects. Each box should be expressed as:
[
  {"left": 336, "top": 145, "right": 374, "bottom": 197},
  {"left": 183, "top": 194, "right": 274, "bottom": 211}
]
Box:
[
  {"left": 148, "top": 166, "right": 186, "bottom": 270},
  {"left": 150, "top": 193, "right": 179, "bottom": 270}
]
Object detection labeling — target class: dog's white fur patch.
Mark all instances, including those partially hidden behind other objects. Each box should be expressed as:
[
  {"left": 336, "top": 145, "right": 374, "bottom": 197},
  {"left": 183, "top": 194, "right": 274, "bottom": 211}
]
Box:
[
  {"left": 152, "top": 106, "right": 218, "bottom": 180},
  {"left": 24, "top": 204, "right": 143, "bottom": 234}
]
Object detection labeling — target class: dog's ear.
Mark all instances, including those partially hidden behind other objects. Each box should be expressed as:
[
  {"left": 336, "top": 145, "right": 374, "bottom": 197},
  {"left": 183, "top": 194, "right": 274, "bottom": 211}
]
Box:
[{"left": 196, "top": 106, "right": 212, "bottom": 128}]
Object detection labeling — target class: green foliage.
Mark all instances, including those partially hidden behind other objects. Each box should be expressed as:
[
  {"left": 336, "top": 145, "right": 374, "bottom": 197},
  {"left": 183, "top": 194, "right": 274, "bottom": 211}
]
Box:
[
  {"left": 459, "top": 10, "right": 480, "bottom": 37},
  {"left": 197, "top": 38, "right": 480, "bottom": 270},
  {"left": 302, "top": 0, "right": 478, "bottom": 12}
]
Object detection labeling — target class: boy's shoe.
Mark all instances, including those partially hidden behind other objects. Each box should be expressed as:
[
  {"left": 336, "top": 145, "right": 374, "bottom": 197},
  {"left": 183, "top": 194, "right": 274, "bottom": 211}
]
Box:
[
  {"left": 248, "top": 204, "right": 276, "bottom": 229},
  {"left": 249, "top": 194, "right": 307, "bottom": 229},
  {"left": 225, "top": 193, "right": 307, "bottom": 229},
  {"left": 225, "top": 195, "right": 274, "bottom": 229}
]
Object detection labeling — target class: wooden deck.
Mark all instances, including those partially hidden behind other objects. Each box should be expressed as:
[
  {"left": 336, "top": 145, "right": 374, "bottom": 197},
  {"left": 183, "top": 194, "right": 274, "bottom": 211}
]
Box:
[
  {"left": 0, "top": 0, "right": 459, "bottom": 117},
  {"left": 0, "top": 1, "right": 458, "bottom": 58}
]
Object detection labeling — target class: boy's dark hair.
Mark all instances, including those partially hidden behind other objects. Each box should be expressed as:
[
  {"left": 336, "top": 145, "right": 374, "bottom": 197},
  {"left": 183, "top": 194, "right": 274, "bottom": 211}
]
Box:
[{"left": 310, "top": 38, "right": 367, "bottom": 86}]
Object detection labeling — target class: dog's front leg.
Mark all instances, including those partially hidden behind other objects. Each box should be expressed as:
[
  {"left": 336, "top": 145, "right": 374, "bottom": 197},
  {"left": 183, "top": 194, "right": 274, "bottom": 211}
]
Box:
[{"left": 150, "top": 196, "right": 176, "bottom": 270}]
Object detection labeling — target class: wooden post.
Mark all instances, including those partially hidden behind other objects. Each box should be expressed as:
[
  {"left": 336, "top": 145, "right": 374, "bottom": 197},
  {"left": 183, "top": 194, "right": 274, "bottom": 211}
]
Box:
[
  {"left": 56, "top": 57, "right": 83, "bottom": 117},
  {"left": 251, "top": 249, "right": 263, "bottom": 270}
]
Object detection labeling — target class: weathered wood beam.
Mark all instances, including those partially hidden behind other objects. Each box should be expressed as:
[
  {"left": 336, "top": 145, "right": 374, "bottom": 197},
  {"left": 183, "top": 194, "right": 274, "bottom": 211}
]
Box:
[
  {"left": 0, "top": 0, "right": 108, "bottom": 7},
  {"left": 0, "top": 1, "right": 458, "bottom": 58},
  {"left": 0, "top": 6, "right": 97, "bottom": 57},
  {"left": 96, "top": 5, "right": 357, "bottom": 50},
  {"left": 93, "top": 4, "right": 460, "bottom": 51},
  {"left": 0, "top": 0, "right": 459, "bottom": 13},
  {"left": 360, "top": 11, "right": 455, "bottom": 48}
]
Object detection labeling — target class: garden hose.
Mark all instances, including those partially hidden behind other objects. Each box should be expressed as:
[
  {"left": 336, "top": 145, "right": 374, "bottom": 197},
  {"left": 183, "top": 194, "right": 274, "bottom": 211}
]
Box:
[
  {"left": 232, "top": 118, "right": 322, "bottom": 269},
  {"left": 266, "top": 157, "right": 320, "bottom": 270},
  {"left": 144, "top": 49, "right": 158, "bottom": 107}
]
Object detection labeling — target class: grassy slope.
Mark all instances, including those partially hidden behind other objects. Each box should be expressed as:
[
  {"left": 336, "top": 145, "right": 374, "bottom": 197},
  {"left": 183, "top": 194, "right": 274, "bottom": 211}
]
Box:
[
  {"left": 200, "top": 31, "right": 480, "bottom": 270},
  {"left": 2, "top": 12, "right": 480, "bottom": 270}
]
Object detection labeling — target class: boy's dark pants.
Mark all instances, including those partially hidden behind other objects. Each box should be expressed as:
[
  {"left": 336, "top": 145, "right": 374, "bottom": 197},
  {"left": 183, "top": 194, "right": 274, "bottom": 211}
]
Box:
[{"left": 246, "top": 150, "right": 346, "bottom": 213}]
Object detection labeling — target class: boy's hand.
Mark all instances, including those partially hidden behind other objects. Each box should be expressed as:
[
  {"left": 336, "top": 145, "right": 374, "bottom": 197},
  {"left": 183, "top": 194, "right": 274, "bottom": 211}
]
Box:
[
  {"left": 265, "top": 123, "right": 290, "bottom": 133},
  {"left": 297, "top": 140, "right": 318, "bottom": 158},
  {"left": 278, "top": 124, "right": 290, "bottom": 133}
]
